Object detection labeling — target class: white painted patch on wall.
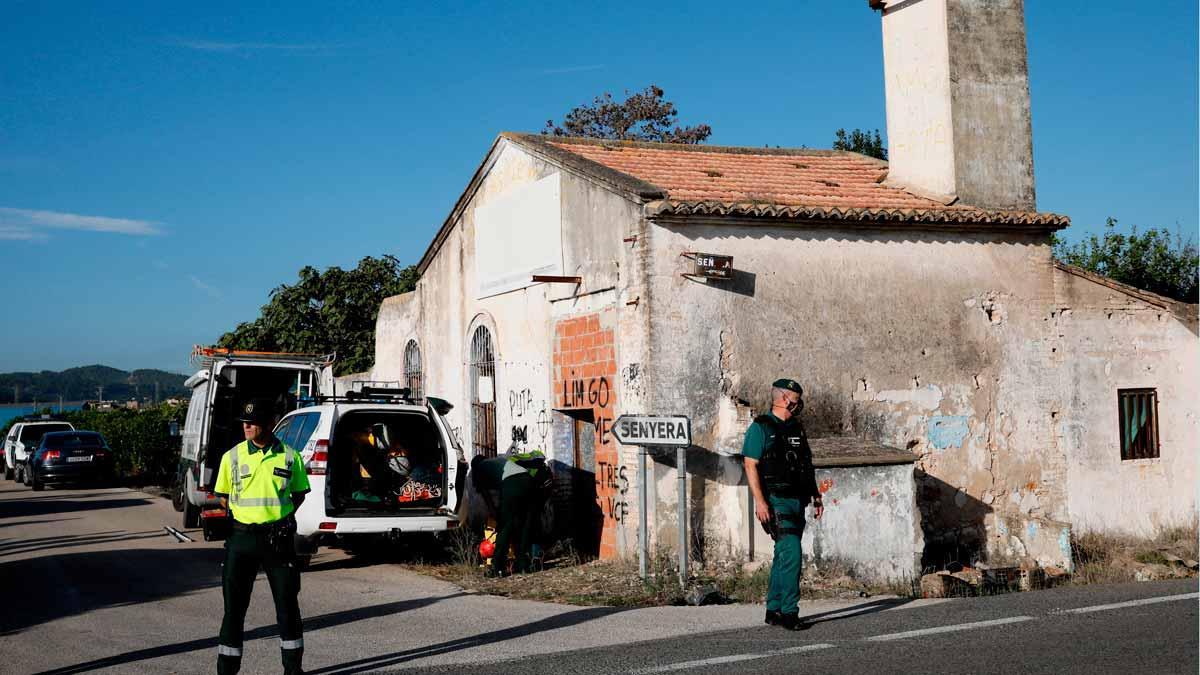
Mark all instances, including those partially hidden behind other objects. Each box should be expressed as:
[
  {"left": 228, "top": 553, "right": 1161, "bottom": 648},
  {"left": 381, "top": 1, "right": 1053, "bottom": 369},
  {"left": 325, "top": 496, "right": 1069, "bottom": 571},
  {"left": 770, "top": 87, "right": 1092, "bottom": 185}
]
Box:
[
  {"left": 873, "top": 384, "right": 943, "bottom": 411},
  {"left": 475, "top": 172, "right": 563, "bottom": 298}
]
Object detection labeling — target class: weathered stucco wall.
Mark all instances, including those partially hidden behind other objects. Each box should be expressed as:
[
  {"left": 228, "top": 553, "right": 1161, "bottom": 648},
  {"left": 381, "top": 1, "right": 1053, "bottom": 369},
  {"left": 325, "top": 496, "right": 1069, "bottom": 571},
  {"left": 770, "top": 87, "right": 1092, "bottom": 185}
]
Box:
[
  {"left": 640, "top": 220, "right": 1070, "bottom": 569},
  {"left": 801, "top": 463, "right": 922, "bottom": 582},
  {"left": 1054, "top": 267, "right": 1199, "bottom": 535}
]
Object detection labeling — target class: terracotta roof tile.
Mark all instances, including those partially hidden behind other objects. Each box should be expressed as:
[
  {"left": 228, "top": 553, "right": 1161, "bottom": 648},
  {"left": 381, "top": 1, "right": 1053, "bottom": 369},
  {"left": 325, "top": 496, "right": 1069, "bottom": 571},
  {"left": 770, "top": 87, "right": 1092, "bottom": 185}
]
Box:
[{"left": 511, "top": 134, "right": 1067, "bottom": 228}]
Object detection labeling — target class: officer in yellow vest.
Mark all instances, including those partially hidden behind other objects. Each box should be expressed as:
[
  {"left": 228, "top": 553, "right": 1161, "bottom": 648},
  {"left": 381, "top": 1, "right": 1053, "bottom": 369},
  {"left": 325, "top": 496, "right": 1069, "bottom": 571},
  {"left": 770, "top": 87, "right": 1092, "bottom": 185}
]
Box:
[{"left": 213, "top": 398, "right": 310, "bottom": 675}]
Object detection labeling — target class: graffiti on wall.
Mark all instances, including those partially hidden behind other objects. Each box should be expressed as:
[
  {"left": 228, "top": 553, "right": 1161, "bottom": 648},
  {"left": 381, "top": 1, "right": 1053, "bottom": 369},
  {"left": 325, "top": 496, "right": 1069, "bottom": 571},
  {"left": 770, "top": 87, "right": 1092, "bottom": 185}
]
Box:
[
  {"left": 598, "top": 461, "right": 629, "bottom": 522},
  {"left": 506, "top": 386, "right": 550, "bottom": 451}
]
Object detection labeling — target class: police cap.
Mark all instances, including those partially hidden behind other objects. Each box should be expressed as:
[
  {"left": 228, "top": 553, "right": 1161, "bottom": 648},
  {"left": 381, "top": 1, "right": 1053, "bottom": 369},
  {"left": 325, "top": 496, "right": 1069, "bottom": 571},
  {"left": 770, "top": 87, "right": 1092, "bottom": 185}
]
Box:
[
  {"left": 772, "top": 378, "right": 803, "bottom": 396},
  {"left": 237, "top": 397, "right": 277, "bottom": 425}
]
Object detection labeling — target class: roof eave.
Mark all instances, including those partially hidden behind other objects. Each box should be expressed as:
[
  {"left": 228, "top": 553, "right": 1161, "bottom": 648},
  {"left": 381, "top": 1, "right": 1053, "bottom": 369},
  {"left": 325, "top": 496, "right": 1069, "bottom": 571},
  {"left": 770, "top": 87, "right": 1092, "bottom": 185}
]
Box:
[{"left": 648, "top": 200, "right": 1071, "bottom": 231}]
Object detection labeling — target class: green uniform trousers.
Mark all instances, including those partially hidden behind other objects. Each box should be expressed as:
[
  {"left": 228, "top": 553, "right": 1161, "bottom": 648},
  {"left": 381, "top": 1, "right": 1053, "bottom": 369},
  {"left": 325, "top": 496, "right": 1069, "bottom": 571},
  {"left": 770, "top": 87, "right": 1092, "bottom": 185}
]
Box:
[
  {"left": 217, "top": 527, "right": 304, "bottom": 675},
  {"left": 766, "top": 494, "right": 806, "bottom": 617},
  {"left": 494, "top": 472, "right": 535, "bottom": 574}
]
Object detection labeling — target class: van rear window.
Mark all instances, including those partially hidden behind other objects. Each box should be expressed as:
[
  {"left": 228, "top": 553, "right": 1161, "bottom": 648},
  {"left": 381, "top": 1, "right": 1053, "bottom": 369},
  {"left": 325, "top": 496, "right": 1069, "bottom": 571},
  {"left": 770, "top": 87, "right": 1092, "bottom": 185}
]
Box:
[{"left": 20, "top": 424, "right": 72, "bottom": 444}]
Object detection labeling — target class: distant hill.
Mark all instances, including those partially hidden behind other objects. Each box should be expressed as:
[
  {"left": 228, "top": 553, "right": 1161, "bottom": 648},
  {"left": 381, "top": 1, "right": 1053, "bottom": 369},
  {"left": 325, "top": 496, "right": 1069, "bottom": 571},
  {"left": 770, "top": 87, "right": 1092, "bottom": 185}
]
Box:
[{"left": 0, "top": 365, "right": 189, "bottom": 404}]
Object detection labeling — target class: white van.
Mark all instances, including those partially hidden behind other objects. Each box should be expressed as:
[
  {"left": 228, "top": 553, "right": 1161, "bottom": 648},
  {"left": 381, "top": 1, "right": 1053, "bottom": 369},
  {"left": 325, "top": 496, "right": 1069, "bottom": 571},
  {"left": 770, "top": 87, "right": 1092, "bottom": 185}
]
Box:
[
  {"left": 173, "top": 346, "right": 333, "bottom": 529},
  {"left": 275, "top": 386, "right": 465, "bottom": 564}
]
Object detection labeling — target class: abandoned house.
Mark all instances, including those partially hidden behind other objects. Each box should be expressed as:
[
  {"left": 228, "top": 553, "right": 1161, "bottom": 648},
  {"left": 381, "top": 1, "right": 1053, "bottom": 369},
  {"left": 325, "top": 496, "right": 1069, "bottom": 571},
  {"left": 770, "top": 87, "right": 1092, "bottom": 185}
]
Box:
[{"left": 347, "top": 0, "right": 1198, "bottom": 579}]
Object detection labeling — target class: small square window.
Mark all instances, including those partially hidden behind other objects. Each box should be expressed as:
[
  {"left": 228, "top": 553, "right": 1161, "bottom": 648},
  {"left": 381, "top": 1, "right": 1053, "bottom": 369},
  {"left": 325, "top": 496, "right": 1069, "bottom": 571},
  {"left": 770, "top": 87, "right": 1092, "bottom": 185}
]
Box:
[{"left": 1118, "top": 388, "right": 1159, "bottom": 460}]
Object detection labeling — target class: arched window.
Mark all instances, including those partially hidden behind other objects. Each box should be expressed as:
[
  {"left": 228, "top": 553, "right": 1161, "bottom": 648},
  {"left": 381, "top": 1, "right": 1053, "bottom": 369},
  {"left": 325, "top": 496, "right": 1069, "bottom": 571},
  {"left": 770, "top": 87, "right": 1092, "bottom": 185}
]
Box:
[
  {"left": 403, "top": 339, "right": 423, "bottom": 399},
  {"left": 469, "top": 325, "right": 497, "bottom": 457}
]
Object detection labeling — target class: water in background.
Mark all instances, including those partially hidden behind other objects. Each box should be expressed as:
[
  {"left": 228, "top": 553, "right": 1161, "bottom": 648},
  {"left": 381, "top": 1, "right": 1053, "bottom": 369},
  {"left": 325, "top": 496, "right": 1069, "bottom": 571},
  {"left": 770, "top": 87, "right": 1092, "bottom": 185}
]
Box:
[{"left": 0, "top": 404, "right": 83, "bottom": 428}]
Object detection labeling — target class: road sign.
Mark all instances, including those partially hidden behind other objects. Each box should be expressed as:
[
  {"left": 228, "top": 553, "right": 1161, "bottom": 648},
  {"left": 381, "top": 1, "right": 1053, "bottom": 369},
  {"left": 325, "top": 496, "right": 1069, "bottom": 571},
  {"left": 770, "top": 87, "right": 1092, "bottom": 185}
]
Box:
[{"left": 612, "top": 414, "right": 691, "bottom": 447}]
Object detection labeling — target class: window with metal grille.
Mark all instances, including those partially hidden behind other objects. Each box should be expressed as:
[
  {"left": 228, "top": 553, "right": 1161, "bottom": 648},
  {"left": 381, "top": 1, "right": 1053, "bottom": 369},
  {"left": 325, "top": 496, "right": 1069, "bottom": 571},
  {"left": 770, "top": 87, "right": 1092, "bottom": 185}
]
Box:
[
  {"left": 1118, "top": 388, "right": 1159, "bottom": 460},
  {"left": 469, "top": 325, "right": 497, "bottom": 458},
  {"left": 403, "top": 340, "right": 423, "bottom": 399}
]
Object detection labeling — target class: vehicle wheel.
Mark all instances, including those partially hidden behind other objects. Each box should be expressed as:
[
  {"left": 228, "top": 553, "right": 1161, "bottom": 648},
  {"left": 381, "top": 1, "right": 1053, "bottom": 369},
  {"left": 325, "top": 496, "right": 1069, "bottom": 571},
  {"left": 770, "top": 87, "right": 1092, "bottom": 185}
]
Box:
[
  {"left": 171, "top": 479, "right": 186, "bottom": 512},
  {"left": 20, "top": 466, "right": 30, "bottom": 486},
  {"left": 183, "top": 499, "right": 200, "bottom": 529},
  {"left": 3, "top": 465, "right": 11, "bottom": 481},
  {"left": 31, "top": 473, "right": 43, "bottom": 492}
]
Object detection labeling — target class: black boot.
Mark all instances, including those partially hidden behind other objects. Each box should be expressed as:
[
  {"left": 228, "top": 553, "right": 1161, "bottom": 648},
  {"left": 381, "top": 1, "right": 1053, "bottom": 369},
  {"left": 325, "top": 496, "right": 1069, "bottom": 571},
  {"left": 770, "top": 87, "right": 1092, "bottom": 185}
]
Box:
[
  {"left": 764, "top": 609, "right": 781, "bottom": 625},
  {"left": 776, "top": 614, "right": 811, "bottom": 631}
]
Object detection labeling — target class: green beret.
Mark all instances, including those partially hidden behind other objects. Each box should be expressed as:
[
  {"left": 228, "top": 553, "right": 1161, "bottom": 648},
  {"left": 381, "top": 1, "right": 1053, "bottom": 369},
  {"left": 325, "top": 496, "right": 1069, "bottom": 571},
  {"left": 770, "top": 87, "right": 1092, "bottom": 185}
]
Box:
[{"left": 772, "top": 378, "right": 803, "bottom": 395}]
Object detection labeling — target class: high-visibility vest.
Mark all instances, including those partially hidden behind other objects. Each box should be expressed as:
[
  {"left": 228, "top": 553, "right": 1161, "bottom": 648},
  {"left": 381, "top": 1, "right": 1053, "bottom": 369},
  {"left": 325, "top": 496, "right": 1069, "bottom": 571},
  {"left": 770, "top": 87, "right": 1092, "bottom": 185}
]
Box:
[{"left": 223, "top": 440, "right": 304, "bottom": 524}]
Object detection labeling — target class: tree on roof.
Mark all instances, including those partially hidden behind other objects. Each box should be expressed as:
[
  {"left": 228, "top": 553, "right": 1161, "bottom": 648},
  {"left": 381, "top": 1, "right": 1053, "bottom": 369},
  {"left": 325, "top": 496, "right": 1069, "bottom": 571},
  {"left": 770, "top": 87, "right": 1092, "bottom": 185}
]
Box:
[
  {"left": 1053, "top": 218, "right": 1198, "bottom": 303},
  {"left": 543, "top": 85, "right": 712, "bottom": 144},
  {"left": 833, "top": 128, "right": 887, "bottom": 160}
]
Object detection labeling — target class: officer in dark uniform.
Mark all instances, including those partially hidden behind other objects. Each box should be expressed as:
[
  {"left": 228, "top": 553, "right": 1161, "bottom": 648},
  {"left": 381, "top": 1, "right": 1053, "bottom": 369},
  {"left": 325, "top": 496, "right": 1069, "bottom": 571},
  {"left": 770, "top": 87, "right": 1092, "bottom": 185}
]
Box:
[
  {"left": 213, "top": 398, "right": 310, "bottom": 675},
  {"left": 742, "top": 378, "right": 824, "bottom": 631}
]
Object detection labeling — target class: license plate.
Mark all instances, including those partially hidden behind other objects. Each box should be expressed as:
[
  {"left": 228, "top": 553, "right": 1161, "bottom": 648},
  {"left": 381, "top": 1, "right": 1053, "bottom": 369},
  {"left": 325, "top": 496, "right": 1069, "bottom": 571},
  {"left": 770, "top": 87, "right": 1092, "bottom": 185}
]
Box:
[{"left": 68, "top": 455, "right": 92, "bottom": 463}]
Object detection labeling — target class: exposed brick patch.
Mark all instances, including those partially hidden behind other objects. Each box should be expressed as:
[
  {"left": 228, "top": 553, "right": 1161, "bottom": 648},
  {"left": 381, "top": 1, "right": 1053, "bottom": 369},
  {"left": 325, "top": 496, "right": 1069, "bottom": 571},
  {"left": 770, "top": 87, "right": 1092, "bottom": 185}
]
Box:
[{"left": 553, "top": 310, "right": 621, "bottom": 559}]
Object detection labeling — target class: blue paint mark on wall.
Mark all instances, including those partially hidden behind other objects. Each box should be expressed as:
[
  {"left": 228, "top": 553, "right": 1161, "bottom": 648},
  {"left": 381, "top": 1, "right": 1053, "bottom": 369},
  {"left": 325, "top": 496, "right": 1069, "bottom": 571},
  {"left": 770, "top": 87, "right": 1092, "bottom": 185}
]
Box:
[
  {"left": 1026, "top": 522, "right": 1039, "bottom": 541},
  {"left": 928, "top": 415, "right": 970, "bottom": 449}
]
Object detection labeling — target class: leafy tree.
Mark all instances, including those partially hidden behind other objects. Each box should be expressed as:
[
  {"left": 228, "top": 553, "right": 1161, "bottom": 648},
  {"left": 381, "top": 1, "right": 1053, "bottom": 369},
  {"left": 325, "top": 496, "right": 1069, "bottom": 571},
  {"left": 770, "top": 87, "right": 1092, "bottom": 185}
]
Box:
[
  {"left": 833, "top": 128, "right": 887, "bottom": 160},
  {"left": 543, "top": 85, "right": 712, "bottom": 144},
  {"left": 218, "top": 256, "right": 419, "bottom": 375},
  {"left": 1054, "top": 218, "right": 1198, "bottom": 303}
]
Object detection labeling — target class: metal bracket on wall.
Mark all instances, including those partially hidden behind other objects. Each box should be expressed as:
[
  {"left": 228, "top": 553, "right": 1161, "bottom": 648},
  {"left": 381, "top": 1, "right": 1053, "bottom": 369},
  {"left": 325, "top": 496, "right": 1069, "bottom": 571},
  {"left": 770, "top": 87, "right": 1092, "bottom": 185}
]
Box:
[
  {"left": 531, "top": 275, "right": 582, "bottom": 284},
  {"left": 623, "top": 235, "right": 638, "bottom": 244}
]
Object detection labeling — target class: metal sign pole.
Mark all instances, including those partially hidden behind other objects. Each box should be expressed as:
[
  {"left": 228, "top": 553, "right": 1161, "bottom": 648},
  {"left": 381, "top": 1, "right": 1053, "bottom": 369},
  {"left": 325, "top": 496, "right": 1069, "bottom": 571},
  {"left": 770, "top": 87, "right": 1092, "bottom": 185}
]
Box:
[
  {"left": 677, "top": 445, "right": 687, "bottom": 587},
  {"left": 639, "top": 446, "right": 648, "bottom": 580}
]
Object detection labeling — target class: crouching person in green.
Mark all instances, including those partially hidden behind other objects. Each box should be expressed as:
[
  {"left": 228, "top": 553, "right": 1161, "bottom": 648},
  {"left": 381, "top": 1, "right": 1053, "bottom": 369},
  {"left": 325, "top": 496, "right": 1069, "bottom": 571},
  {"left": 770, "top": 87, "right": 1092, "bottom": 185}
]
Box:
[
  {"left": 213, "top": 398, "right": 310, "bottom": 675},
  {"left": 742, "top": 378, "right": 824, "bottom": 631},
  {"left": 471, "top": 449, "right": 550, "bottom": 576}
]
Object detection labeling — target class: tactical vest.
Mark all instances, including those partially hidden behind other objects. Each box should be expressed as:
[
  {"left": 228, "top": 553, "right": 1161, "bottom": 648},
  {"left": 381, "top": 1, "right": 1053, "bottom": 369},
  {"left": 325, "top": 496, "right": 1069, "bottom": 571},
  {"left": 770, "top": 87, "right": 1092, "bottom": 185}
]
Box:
[{"left": 754, "top": 415, "right": 812, "bottom": 497}]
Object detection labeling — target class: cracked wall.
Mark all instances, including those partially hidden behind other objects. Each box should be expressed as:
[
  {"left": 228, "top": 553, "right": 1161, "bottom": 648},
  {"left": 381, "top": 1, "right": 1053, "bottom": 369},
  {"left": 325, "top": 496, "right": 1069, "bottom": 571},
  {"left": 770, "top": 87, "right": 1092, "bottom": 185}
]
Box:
[
  {"left": 1054, "top": 267, "right": 1199, "bottom": 535},
  {"left": 641, "top": 221, "right": 1071, "bottom": 569}
]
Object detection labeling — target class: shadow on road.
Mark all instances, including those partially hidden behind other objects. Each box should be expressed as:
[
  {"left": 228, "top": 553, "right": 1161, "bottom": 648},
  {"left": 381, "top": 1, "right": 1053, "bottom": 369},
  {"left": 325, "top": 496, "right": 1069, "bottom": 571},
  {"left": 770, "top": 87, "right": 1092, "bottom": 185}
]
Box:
[
  {"left": 0, "top": 544, "right": 226, "bottom": 636},
  {"left": 0, "top": 495, "right": 153, "bottom": 519},
  {"left": 0, "top": 529, "right": 168, "bottom": 558},
  {"left": 0, "top": 517, "right": 80, "bottom": 530},
  {"left": 803, "top": 597, "right": 914, "bottom": 625},
  {"left": 34, "top": 592, "right": 469, "bottom": 675},
  {"left": 307, "top": 605, "right": 630, "bottom": 674}
]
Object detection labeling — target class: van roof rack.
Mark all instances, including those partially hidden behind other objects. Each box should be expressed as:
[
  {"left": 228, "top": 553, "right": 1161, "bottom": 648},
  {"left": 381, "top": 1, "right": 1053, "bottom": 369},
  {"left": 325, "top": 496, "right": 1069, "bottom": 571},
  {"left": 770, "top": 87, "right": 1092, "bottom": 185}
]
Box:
[{"left": 190, "top": 345, "right": 335, "bottom": 369}]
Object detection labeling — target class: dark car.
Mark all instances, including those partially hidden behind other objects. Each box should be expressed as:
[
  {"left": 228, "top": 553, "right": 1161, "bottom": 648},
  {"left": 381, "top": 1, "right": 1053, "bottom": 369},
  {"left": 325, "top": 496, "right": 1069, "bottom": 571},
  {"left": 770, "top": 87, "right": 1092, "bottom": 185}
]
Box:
[{"left": 25, "top": 431, "right": 115, "bottom": 491}]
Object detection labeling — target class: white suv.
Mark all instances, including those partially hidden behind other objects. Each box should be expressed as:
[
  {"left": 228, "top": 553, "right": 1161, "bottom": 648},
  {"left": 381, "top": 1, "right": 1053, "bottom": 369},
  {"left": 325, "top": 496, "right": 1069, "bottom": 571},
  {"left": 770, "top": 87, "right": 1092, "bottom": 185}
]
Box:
[
  {"left": 272, "top": 388, "right": 465, "bottom": 564},
  {"left": 4, "top": 420, "right": 75, "bottom": 482}
]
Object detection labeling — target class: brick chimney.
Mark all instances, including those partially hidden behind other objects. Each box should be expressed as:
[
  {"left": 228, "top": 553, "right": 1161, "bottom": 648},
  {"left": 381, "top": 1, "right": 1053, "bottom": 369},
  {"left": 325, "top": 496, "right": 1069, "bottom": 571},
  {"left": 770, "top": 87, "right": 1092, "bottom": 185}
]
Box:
[{"left": 871, "top": 0, "right": 1036, "bottom": 211}]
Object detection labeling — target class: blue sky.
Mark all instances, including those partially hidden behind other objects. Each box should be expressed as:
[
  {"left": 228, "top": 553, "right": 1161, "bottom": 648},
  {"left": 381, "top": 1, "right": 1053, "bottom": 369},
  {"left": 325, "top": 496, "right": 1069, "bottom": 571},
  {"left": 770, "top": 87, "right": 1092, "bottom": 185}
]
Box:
[{"left": 1, "top": 1, "right": 1196, "bottom": 375}]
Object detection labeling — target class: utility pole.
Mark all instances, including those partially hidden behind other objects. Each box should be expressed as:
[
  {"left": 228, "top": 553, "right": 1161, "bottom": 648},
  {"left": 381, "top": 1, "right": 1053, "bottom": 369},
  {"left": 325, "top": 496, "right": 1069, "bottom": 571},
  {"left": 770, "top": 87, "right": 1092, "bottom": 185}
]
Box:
[
  {"left": 58, "top": 395, "right": 64, "bottom": 413},
  {"left": 155, "top": 381, "right": 160, "bottom": 405},
  {"left": 13, "top": 385, "right": 19, "bottom": 404},
  {"left": 96, "top": 385, "right": 104, "bottom": 402}
]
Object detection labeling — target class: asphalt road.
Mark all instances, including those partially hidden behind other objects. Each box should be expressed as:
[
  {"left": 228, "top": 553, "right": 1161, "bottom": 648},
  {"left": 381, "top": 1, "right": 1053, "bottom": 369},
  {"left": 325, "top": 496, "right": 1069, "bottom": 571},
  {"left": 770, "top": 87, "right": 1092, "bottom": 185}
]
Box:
[{"left": 0, "top": 481, "right": 1196, "bottom": 674}]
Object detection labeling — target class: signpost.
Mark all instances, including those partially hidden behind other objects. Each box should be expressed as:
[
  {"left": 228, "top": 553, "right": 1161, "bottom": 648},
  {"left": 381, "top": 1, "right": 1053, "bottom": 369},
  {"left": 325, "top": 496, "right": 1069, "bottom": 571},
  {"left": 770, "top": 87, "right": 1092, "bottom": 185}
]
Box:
[{"left": 612, "top": 414, "right": 692, "bottom": 586}]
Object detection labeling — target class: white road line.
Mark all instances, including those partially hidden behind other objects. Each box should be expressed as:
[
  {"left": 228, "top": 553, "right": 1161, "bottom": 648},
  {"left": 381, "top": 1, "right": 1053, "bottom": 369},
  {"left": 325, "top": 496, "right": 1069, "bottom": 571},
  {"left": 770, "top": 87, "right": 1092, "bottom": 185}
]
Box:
[
  {"left": 629, "top": 643, "right": 835, "bottom": 674},
  {"left": 866, "top": 616, "right": 1035, "bottom": 642},
  {"left": 1058, "top": 592, "right": 1199, "bottom": 614}
]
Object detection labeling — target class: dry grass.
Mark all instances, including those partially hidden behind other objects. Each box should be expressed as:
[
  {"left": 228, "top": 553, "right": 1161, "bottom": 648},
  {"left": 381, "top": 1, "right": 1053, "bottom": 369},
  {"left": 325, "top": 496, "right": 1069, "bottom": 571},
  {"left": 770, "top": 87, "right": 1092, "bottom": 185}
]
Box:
[
  {"left": 404, "top": 545, "right": 917, "bottom": 608},
  {"left": 1070, "top": 521, "right": 1198, "bottom": 586}
]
